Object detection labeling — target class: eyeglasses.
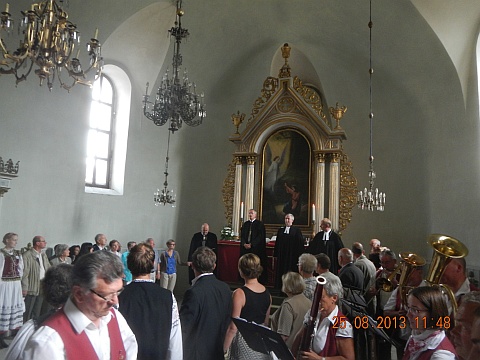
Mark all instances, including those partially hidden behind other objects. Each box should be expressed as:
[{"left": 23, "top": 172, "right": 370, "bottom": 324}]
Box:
[
  {"left": 89, "top": 288, "right": 123, "bottom": 302},
  {"left": 406, "top": 306, "right": 429, "bottom": 315}
]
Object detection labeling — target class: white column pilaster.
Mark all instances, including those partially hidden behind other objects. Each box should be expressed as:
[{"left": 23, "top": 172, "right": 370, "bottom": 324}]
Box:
[
  {"left": 328, "top": 153, "right": 340, "bottom": 230},
  {"left": 314, "top": 153, "right": 326, "bottom": 234},
  {"left": 232, "top": 156, "right": 243, "bottom": 236},
  {"left": 245, "top": 156, "right": 256, "bottom": 218}
]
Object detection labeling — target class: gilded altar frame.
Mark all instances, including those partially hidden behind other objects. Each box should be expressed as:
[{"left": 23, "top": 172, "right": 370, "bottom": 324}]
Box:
[{"left": 223, "top": 44, "right": 357, "bottom": 237}]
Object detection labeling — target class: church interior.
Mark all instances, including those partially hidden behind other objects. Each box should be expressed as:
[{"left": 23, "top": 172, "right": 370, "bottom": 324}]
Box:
[{"left": 0, "top": 0, "right": 479, "bottom": 299}]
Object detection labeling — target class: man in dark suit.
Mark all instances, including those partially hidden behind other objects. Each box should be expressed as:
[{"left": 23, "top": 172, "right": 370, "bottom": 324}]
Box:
[
  {"left": 92, "top": 233, "right": 108, "bottom": 251},
  {"left": 273, "top": 213, "right": 304, "bottom": 288},
  {"left": 240, "top": 209, "right": 268, "bottom": 284},
  {"left": 306, "top": 217, "right": 344, "bottom": 275},
  {"left": 187, "top": 223, "right": 217, "bottom": 284},
  {"left": 180, "top": 246, "right": 232, "bottom": 360}
]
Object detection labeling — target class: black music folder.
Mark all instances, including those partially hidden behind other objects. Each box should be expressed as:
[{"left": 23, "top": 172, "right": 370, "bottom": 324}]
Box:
[{"left": 232, "top": 317, "right": 295, "bottom": 360}]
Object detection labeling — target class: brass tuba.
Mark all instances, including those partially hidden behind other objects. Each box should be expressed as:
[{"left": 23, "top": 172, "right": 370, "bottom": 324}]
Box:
[
  {"left": 381, "top": 252, "right": 425, "bottom": 305},
  {"left": 425, "top": 234, "right": 469, "bottom": 314},
  {"left": 397, "top": 252, "right": 426, "bottom": 305}
]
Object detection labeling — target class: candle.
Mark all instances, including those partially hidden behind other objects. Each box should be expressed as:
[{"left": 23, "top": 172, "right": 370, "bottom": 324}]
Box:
[
  {"left": 76, "top": 48, "right": 80, "bottom": 59},
  {"left": 312, "top": 204, "right": 316, "bottom": 222},
  {"left": 5, "top": 3, "right": 9, "bottom": 13},
  {"left": 240, "top": 202, "right": 244, "bottom": 219},
  {"left": 93, "top": 27, "right": 98, "bottom": 39}
]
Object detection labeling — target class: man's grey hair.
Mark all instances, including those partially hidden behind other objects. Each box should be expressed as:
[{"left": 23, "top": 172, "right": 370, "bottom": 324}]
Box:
[
  {"left": 298, "top": 253, "right": 317, "bottom": 274},
  {"left": 72, "top": 251, "right": 123, "bottom": 289},
  {"left": 380, "top": 248, "right": 396, "bottom": 260}
]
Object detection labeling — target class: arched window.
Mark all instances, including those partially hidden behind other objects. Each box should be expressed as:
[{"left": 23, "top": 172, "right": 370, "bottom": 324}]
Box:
[
  {"left": 85, "top": 65, "right": 131, "bottom": 195},
  {"left": 85, "top": 74, "right": 114, "bottom": 188}
]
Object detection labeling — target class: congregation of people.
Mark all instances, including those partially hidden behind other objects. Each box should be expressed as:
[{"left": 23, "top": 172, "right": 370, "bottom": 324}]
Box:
[{"left": 1, "top": 213, "right": 480, "bottom": 359}]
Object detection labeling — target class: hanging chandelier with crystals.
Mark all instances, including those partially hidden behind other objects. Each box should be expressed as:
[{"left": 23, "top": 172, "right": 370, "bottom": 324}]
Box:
[
  {"left": 154, "top": 132, "right": 176, "bottom": 207},
  {"left": 357, "top": 0, "right": 386, "bottom": 212},
  {"left": 143, "top": 0, "right": 206, "bottom": 134},
  {"left": 0, "top": 0, "right": 102, "bottom": 91}
]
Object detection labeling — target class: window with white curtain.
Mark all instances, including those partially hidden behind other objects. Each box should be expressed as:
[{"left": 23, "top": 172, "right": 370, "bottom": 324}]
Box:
[{"left": 85, "top": 65, "right": 131, "bottom": 195}]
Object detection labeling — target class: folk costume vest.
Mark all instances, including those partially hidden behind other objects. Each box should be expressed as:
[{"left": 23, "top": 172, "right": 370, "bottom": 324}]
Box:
[{"left": 43, "top": 308, "right": 126, "bottom": 360}]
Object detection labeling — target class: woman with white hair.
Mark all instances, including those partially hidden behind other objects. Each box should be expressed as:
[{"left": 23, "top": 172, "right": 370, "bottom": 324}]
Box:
[
  {"left": 292, "top": 276, "right": 354, "bottom": 360},
  {"left": 49, "top": 244, "right": 71, "bottom": 266},
  {"left": 270, "top": 272, "right": 312, "bottom": 350}
]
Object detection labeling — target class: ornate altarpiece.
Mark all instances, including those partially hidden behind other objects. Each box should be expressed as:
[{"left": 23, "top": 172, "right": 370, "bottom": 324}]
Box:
[{"left": 222, "top": 44, "right": 357, "bottom": 237}]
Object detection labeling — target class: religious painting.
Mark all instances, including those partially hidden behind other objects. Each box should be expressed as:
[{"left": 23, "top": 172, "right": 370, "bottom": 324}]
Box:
[{"left": 260, "top": 129, "right": 311, "bottom": 226}]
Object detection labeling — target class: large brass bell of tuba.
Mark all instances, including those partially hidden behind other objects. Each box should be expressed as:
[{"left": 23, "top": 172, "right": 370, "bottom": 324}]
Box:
[
  {"left": 425, "top": 234, "right": 469, "bottom": 313},
  {"left": 397, "top": 252, "right": 426, "bottom": 305},
  {"left": 380, "top": 252, "right": 425, "bottom": 303}
]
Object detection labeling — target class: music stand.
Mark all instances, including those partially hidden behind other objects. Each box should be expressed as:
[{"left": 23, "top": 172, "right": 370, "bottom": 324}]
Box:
[
  {"left": 341, "top": 299, "right": 403, "bottom": 349},
  {"left": 232, "top": 317, "right": 294, "bottom": 360}
]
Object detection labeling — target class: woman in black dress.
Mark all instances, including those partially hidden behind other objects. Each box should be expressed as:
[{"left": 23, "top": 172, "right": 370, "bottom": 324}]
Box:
[{"left": 224, "top": 253, "right": 272, "bottom": 359}]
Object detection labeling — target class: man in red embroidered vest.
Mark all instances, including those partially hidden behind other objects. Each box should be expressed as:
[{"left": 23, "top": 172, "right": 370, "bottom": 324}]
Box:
[
  {"left": 22, "top": 251, "right": 138, "bottom": 360},
  {"left": 450, "top": 291, "right": 480, "bottom": 360}
]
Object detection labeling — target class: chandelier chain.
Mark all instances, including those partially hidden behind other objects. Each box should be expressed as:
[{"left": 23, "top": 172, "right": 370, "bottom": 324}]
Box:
[{"left": 357, "top": 0, "right": 386, "bottom": 212}]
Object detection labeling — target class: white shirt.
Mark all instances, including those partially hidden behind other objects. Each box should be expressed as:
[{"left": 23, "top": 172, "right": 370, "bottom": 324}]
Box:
[
  {"left": 5, "top": 319, "right": 36, "bottom": 360},
  {"left": 167, "top": 293, "right": 183, "bottom": 360},
  {"left": 22, "top": 298, "right": 138, "bottom": 360},
  {"left": 419, "top": 278, "right": 471, "bottom": 315},
  {"left": 34, "top": 249, "right": 46, "bottom": 280},
  {"left": 303, "top": 305, "right": 353, "bottom": 353}
]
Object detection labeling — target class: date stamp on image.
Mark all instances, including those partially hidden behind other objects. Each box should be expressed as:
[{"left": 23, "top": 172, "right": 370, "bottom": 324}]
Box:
[{"left": 332, "top": 315, "right": 451, "bottom": 330}]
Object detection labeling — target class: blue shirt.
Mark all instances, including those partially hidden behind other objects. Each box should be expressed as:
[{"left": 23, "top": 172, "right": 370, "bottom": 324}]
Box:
[
  {"left": 165, "top": 251, "right": 177, "bottom": 275},
  {"left": 122, "top": 251, "right": 132, "bottom": 282}
]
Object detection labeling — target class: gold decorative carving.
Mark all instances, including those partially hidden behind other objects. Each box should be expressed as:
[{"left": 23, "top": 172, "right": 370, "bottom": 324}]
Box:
[
  {"left": 246, "top": 155, "right": 257, "bottom": 165},
  {"left": 277, "top": 96, "right": 295, "bottom": 113},
  {"left": 293, "top": 76, "right": 328, "bottom": 123},
  {"left": 330, "top": 153, "right": 340, "bottom": 163},
  {"left": 222, "top": 158, "right": 236, "bottom": 227},
  {"left": 248, "top": 77, "right": 279, "bottom": 123},
  {"left": 231, "top": 111, "right": 245, "bottom": 135},
  {"left": 324, "top": 139, "right": 341, "bottom": 150},
  {"left": 329, "top": 102, "right": 347, "bottom": 130},
  {"left": 278, "top": 43, "right": 291, "bottom": 78},
  {"left": 234, "top": 156, "right": 243, "bottom": 166},
  {"left": 315, "top": 153, "right": 326, "bottom": 163},
  {"left": 339, "top": 151, "right": 357, "bottom": 234}
]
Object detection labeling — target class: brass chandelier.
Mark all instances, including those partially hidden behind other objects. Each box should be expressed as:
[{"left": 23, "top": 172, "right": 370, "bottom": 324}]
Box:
[
  {"left": 357, "top": 0, "right": 386, "bottom": 211},
  {"left": 143, "top": 0, "right": 206, "bottom": 133},
  {"left": 0, "top": 0, "right": 102, "bottom": 91}
]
